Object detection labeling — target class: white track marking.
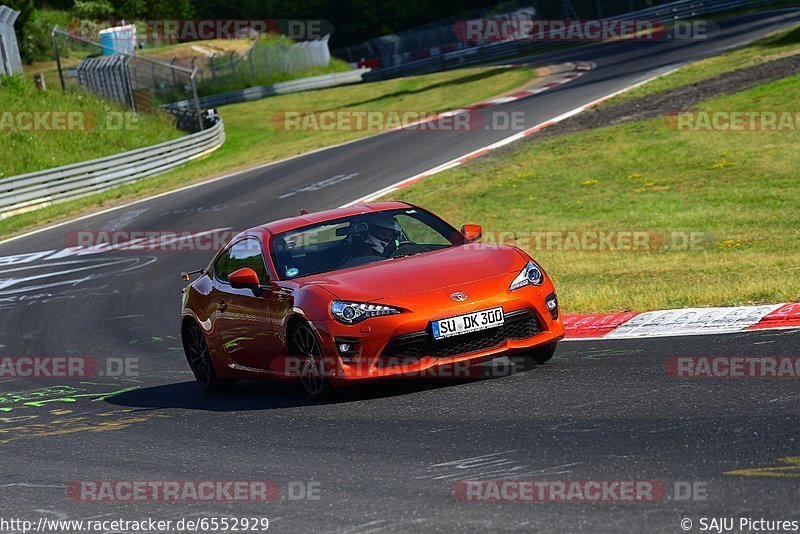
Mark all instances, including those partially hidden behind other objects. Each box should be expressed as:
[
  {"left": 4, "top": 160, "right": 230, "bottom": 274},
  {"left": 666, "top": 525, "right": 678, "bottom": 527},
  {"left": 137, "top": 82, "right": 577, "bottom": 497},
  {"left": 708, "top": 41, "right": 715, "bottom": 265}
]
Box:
[{"left": 605, "top": 304, "right": 785, "bottom": 338}]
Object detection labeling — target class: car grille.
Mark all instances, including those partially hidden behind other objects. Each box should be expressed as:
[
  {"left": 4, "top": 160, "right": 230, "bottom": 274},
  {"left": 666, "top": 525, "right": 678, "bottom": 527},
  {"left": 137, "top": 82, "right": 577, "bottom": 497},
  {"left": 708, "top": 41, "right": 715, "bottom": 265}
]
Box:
[{"left": 380, "top": 309, "right": 540, "bottom": 363}]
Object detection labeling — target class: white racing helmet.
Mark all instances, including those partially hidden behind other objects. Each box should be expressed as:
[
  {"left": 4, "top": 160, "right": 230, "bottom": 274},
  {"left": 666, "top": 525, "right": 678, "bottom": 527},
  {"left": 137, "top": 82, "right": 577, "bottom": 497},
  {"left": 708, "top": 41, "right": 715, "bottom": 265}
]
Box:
[{"left": 366, "top": 215, "right": 402, "bottom": 254}]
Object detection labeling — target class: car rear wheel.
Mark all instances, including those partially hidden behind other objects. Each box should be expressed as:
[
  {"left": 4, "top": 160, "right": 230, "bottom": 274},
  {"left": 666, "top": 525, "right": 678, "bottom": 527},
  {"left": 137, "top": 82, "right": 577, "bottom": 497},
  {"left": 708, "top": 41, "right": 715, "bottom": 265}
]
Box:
[
  {"left": 512, "top": 342, "right": 558, "bottom": 371},
  {"left": 291, "top": 322, "right": 332, "bottom": 400},
  {"left": 184, "top": 322, "right": 237, "bottom": 393}
]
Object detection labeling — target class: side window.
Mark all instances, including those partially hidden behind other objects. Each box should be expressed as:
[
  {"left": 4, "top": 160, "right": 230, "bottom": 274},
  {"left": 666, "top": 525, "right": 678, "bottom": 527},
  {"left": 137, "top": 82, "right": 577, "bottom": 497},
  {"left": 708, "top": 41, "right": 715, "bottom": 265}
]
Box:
[
  {"left": 396, "top": 214, "right": 452, "bottom": 246},
  {"left": 215, "top": 238, "right": 268, "bottom": 283}
]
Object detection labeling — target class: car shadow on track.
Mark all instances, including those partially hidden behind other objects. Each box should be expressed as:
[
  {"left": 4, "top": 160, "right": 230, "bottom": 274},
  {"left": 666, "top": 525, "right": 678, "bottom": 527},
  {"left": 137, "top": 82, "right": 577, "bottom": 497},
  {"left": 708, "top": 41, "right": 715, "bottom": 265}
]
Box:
[{"left": 104, "top": 376, "right": 500, "bottom": 411}]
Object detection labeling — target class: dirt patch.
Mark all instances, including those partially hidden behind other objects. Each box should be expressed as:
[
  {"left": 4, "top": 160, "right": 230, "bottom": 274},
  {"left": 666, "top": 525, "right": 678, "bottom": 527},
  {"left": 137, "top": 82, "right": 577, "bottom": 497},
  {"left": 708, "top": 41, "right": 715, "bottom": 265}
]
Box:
[
  {"left": 534, "top": 52, "right": 800, "bottom": 138},
  {"left": 142, "top": 39, "right": 254, "bottom": 72},
  {"left": 491, "top": 66, "right": 554, "bottom": 98}
]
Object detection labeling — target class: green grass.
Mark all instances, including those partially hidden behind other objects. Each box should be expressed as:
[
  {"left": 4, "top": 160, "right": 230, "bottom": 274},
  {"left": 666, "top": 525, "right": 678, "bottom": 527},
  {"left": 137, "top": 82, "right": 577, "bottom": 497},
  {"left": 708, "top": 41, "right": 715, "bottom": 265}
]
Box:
[
  {"left": 196, "top": 61, "right": 353, "bottom": 98},
  {"left": 0, "top": 75, "right": 181, "bottom": 178},
  {"left": 0, "top": 66, "right": 538, "bottom": 238},
  {"left": 607, "top": 22, "right": 800, "bottom": 105},
  {"left": 196, "top": 66, "right": 536, "bottom": 171},
  {"left": 381, "top": 74, "right": 800, "bottom": 313}
]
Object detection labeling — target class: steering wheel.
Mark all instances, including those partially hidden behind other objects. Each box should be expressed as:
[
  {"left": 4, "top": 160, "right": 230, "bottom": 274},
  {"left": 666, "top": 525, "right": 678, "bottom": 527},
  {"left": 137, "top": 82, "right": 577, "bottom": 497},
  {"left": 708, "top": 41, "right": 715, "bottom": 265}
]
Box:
[{"left": 387, "top": 240, "right": 418, "bottom": 257}]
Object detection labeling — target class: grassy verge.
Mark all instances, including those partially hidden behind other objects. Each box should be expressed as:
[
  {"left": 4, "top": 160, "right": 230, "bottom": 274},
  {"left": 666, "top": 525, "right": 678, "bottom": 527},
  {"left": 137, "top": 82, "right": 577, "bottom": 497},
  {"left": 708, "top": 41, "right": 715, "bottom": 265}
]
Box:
[
  {"left": 381, "top": 74, "right": 800, "bottom": 313},
  {"left": 0, "top": 65, "right": 538, "bottom": 238},
  {"left": 0, "top": 75, "right": 181, "bottom": 178},
  {"left": 196, "top": 61, "right": 353, "bottom": 97},
  {"left": 607, "top": 22, "right": 800, "bottom": 105}
]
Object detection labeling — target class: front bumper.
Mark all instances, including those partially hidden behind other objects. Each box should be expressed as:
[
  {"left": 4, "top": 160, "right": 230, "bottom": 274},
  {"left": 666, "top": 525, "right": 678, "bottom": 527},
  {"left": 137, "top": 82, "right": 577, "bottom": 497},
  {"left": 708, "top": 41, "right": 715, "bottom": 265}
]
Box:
[{"left": 309, "top": 288, "right": 564, "bottom": 380}]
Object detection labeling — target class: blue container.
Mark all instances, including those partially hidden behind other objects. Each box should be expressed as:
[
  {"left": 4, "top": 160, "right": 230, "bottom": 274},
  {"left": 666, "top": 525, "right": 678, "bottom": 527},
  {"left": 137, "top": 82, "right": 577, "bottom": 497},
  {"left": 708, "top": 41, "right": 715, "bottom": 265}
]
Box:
[
  {"left": 99, "top": 31, "right": 115, "bottom": 55},
  {"left": 99, "top": 26, "right": 136, "bottom": 55}
]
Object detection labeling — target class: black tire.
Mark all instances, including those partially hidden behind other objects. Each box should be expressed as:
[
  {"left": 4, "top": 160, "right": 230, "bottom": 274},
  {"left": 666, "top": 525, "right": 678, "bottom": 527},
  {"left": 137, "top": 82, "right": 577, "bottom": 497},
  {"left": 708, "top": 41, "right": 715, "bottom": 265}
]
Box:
[
  {"left": 183, "top": 322, "right": 237, "bottom": 393},
  {"left": 511, "top": 342, "right": 558, "bottom": 371},
  {"left": 290, "top": 322, "right": 333, "bottom": 400}
]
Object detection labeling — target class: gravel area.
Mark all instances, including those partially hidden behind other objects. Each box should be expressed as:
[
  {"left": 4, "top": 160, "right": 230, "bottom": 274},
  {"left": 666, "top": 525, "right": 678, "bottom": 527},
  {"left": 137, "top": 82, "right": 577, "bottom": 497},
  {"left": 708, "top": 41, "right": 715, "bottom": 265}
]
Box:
[{"left": 536, "top": 52, "right": 800, "bottom": 138}]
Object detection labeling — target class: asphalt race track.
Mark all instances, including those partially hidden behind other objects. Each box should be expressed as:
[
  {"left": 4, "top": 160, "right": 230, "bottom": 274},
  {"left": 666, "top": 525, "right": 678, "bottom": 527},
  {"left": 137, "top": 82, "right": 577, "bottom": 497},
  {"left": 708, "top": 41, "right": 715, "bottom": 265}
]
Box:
[{"left": 1, "top": 10, "right": 799, "bottom": 533}]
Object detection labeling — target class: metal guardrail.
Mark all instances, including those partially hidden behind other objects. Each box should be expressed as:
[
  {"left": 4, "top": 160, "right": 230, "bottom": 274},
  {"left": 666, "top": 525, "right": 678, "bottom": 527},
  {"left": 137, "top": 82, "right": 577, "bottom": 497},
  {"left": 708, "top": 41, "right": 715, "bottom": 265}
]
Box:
[
  {"left": 167, "top": 68, "right": 371, "bottom": 109},
  {"left": 0, "top": 5, "right": 22, "bottom": 76},
  {"left": 0, "top": 117, "right": 225, "bottom": 219},
  {"left": 365, "top": 0, "right": 781, "bottom": 81}
]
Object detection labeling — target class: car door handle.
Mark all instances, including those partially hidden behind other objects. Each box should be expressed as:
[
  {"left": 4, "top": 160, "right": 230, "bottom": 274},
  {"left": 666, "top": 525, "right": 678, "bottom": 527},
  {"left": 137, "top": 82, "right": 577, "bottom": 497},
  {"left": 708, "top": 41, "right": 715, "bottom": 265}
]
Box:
[{"left": 217, "top": 301, "right": 228, "bottom": 312}]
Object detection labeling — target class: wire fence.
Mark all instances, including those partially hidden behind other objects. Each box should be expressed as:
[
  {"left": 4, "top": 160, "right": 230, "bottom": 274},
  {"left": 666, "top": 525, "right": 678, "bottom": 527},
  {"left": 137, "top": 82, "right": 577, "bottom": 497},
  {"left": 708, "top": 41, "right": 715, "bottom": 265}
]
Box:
[
  {"left": 194, "top": 35, "right": 334, "bottom": 95},
  {"left": 51, "top": 27, "right": 335, "bottom": 130},
  {"left": 51, "top": 26, "right": 204, "bottom": 131},
  {"left": 208, "top": 35, "right": 331, "bottom": 79}
]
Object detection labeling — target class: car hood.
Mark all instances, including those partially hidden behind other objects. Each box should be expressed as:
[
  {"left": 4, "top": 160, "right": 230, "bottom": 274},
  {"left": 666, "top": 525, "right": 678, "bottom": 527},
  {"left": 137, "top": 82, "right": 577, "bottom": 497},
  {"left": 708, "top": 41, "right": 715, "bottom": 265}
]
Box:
[{"left": 303, "top": 245, "right": 526, "bottom": 302}]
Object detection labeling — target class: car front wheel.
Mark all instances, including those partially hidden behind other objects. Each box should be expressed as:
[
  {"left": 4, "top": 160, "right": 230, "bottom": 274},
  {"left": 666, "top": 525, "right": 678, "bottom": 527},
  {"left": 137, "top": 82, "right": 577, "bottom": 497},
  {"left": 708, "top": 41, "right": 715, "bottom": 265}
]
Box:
[
  {"left": 511, "top": 342, "right": 558, "bottom": 371},
  {"left": 291, "top": 322, "right": 333, "bottom": 400}
]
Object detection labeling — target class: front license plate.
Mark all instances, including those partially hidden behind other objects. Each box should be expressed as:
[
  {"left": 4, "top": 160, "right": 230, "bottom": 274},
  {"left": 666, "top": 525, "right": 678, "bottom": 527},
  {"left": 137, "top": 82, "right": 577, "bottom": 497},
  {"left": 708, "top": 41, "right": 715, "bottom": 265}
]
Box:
[{"left": 431, "top": 307, "right": 504, "bottom": 340}]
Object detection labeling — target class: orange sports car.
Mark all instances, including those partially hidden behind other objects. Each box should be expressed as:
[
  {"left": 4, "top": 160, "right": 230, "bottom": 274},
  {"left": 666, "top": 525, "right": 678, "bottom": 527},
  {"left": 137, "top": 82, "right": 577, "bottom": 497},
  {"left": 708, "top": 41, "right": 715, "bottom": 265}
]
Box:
[{"left": 180, "top": 202, "right": 564, "bottom": 398}]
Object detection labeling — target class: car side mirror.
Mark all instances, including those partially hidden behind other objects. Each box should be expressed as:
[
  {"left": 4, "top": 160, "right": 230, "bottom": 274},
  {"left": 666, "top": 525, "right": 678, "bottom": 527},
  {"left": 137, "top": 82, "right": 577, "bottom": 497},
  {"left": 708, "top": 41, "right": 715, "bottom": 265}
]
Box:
[
  {"left": 229, "top": 267, "right": 261, "bottom": 289},
  {"left": 461, "top": 224, "right": 482, "bottom": 242}
]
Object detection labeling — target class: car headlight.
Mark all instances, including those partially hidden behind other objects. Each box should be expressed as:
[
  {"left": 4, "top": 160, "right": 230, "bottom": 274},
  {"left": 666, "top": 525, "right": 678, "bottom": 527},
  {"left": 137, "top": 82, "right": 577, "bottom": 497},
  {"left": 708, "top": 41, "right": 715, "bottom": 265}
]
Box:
[
  {"left": 330, "top": 301, "right": 400, "bottom": 324},
  {"left": 509, "top": 261, "right": 544, "bottom": 291}
]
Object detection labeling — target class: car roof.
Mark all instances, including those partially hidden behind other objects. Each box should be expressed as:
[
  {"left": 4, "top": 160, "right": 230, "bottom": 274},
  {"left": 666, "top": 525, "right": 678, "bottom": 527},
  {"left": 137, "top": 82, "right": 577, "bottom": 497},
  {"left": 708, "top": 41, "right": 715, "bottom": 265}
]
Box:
[{"left": 258, "top": 201, "right": 414, "bottom": 234}]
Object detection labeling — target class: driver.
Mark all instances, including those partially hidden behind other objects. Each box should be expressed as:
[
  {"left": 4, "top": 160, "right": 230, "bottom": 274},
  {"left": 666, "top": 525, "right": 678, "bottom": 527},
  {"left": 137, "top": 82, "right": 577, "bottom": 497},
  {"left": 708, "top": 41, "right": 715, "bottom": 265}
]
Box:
[{"left": 366, "top": 215, "right": 402, "bottom": 257}]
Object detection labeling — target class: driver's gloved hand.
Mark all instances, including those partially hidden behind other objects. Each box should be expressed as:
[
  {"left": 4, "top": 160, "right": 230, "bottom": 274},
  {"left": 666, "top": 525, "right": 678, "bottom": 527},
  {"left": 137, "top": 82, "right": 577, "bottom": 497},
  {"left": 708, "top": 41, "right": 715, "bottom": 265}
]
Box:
[{"left": 383, "top": 239, "right": 401, "bottom": 257}]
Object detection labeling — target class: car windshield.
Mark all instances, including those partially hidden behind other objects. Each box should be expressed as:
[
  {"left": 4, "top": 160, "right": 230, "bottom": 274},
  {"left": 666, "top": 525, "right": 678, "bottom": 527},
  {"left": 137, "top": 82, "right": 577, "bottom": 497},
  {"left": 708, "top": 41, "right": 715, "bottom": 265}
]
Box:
[{"left": 269, "top": 208, "right": 465, "bottom": 280}]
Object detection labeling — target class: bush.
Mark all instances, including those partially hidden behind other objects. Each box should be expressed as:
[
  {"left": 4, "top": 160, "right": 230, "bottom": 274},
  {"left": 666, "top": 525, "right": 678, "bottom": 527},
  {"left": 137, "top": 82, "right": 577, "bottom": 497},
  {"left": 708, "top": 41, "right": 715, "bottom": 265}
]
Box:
[
  {"left": 14, "top": 9, "right": 73, "bottom": 63},
  {"left": 73, "top": 0, "right": 115, "bottom": 18}
]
